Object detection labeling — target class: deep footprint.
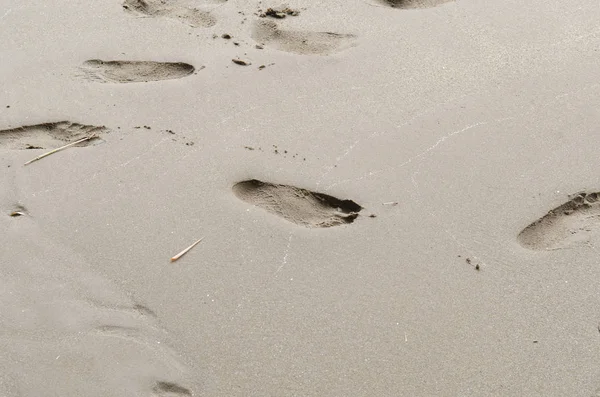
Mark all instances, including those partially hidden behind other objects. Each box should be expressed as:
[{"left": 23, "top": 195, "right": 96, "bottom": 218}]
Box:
[
  {"left": 80, "top": 60, "right": 195, "bottom": 83},
  {"left": 373, "top": 0, "right": 454, "bottom": 8},
  {"left": 518, "top": 192, "right": 600, "bottom": 250},
  {"left": 252, "top": 20, "right": 356, "bottom": 55},
  {"left": 123, "top": 0, "right": 216, "bottom": 28},
  {"left": 233, "top": 179, "right": 362, "bottom": 228},
  {"left": 0, "top": 122, "right": 107, "bottom": 150}
]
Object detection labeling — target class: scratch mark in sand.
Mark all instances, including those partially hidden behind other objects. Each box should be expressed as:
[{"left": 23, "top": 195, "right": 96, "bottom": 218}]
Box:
[
  {"left": 316, "top": 139, "right": 360, "bottom": 188},
  {"left": 0, "top": 9, "right": 11, "bottom": 20},
  {"left": 550, "top": 26, "right": 600, "bottom": 48},
  {"left": 275, "top": 233, "right": 293, "bottom": 274},
  {"left": 31, "top": 137, "right": 171, "bottom": 198},
  {"left": 315, "top": 92, "right": 476, "bottom": 189},
  {"left": 325, "top": 117, "right": 513, "bottom": 191},
  {"left": 119, "top": 137, "right": 170, "bottom": 168}
]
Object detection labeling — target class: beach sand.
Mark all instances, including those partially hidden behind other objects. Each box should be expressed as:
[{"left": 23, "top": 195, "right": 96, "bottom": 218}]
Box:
[{"left": 2, "top": 0, "right": 600, "bottom": 396}]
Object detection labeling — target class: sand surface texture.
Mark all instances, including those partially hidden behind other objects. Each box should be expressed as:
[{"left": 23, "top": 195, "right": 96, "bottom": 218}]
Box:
[{"left": 2, "top": 0, "right": 600, "bottom": 396}]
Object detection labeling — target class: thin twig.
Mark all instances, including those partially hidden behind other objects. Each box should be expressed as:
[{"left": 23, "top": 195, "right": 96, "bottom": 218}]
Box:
[
  {"left": 24, "top": 134, "right": 98, "bottom": 165},
  {"left": 170, "top": 237, "right": 205, "bottom": 262}
]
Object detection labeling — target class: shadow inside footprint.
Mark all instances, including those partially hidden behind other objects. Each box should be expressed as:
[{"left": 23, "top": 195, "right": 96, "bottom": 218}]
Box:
[
  {"left": 153, "top": 381, "right": 192, "bottom": 396},
  {"left": 0, "top": 122, "right": 107, "bottom": 150},
  {"left": 518, "top": 192, "right": 600, "bottom": 250},
  {"left": 80, "top": 60, "right": 195, "bottom": 83},
  {"left": 373, "top": 0, "right": 455, "bottom": 8},
  {"left": 233, "top": 179, "right": 362, "bottom": 228},
  {"left": 252, "top": 20, "right": 356, "bottom": 55},
  {"left": 123, "top": 0, "right": 216, "bottom": 28}
]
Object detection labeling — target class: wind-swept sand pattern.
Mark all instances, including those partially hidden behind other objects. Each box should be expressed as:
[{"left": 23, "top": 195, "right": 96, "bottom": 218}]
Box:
[{"left": 80, "top": 60, "right": 195, "bottom": 83}]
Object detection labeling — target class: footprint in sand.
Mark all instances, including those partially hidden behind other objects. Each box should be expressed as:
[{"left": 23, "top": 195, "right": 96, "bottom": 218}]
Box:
[
  {"left": 79, "top": 60, "right": 196, "bottom": 83},
  {"left": 518, "top": 192, "right": 600, "bottom": 250},
  {"left": 233, "top": 179, "right": 362, "bottom": 228},
  {"left": 0, "top": 121, "right": 107, "bottom": 150},
  {"left": 372, "top": 0, "right": 454, "bottom": 8},
  {"left": 252, "top": 20, "right": 356, "bottom": 56},
  {"left": 123, "top": 0, "right": 216, "bottom": 28}
]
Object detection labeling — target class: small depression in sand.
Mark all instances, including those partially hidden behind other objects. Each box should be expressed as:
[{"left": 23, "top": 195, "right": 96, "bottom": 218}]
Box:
[
  {"left": 518, "top": 192, "right": 600, "bottom": 250},
  {"left": 233, "top": 179, "right": 362, "bottom": 228},
  {"left": 373, "top": 0, "right": 455, "bottom": 8},
  {"left": 252, "top": 20, "right": 356, "bottom": 56},
  {"left": 0, "top": 122, "right": 107, "bottom": 150},
  {"left": 80, "top": 60, "right": 195, "bottom": 83},
  {"left": 123, "top": 0, "right": 216, "bottom": 27},
  {"left": 152, "top": 381, "right": 192, "bottom": 396}
]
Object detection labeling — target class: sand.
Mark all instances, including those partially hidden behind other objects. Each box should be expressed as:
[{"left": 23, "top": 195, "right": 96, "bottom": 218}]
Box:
[{"left": 2, "top": 0, "right": 600, "bottom": 396}]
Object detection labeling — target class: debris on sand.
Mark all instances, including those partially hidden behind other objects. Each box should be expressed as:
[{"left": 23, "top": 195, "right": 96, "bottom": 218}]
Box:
[
  {"left": 24, "top": 134, "right": 99, "bottom": 166},
  {"left": 232, "top": 58, "right": 251, "bottom": 66},
  {"left": 170, "top": 237, "right": 205, "bottom": 262}
]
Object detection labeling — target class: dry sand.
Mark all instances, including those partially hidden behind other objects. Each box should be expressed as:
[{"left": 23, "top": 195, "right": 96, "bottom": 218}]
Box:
[{"left": 2, "top": 0, "right": 600, "bottom": 396}]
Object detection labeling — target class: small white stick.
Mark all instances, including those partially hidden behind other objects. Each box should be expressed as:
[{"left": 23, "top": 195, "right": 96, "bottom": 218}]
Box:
[
  {"left": 382, "top": 201, "right": 398, "bottom": 206},
  {"left": 24, "top": 134, "right": 98, "bottom": 165},
  {"left": 170, "top": 237, "right": 205, "bottom": 262}
]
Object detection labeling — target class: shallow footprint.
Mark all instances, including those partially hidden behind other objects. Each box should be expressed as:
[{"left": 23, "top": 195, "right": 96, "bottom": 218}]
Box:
[
  {"left": 252, "top": 20, "right": 356, "bottom": 55},
  {"left": 123, "top": 0, "right": 216, "bottom": 28},
  {"left": 518, "top": 192, "right": 600, "bottom": 250},
  {"left": 233, "top": 179, "right": 362, "bottom": 228},
  {"left": 80, "top": 60, "right": 195, "bottom": 83},
  {"left": 372, "top": 0, "right": 454, "bottom": 8},
  {"left": 0, "top": 121, "right": 107, "bottom": 150}
]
